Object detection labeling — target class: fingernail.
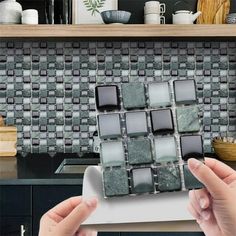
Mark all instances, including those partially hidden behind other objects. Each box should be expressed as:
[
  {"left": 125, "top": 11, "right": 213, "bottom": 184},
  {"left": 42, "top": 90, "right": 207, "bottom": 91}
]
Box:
[
  {"left": 86, "top": 197, "right": 97, "bottom": 208},
  {"left": 188, "top": 158, "right": 202, "bottom": 171},
  {"left": 200, "top": 198, "right": 207, "bottom": 209},
  {"left": 201, "top": 210, "right": 210, "bottom": 221}
]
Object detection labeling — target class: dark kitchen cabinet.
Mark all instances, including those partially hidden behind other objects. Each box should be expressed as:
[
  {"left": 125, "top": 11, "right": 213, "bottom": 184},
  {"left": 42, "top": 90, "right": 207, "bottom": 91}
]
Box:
[
  {"left": 32, "top": 185, "right": 82, "bottom": 236},
  {"left": 0, "top": 185, "right": 32, "bottom": 236},
  {"left": 120, "top": 233, "right": 204, "bottom": 236},
  {"left": 0, "top": 186, "right": 31, "bottom": 216},
  {"left": 0, "top": 216, "right": 32, "bottom": 236},
  {"left": 98, "top": 233, "right": 120, "bottom": 236}
]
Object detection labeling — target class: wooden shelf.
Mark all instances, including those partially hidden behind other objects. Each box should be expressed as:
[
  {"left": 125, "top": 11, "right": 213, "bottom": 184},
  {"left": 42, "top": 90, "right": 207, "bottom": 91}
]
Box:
[{"left": 1, "top": 24, "right": 236, "bottom": 38}]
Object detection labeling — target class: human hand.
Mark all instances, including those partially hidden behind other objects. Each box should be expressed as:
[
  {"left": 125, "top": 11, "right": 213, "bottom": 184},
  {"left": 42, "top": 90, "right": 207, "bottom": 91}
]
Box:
[
  {"left": 187, "top": 158, "right": 236, "bottom": 236},
  {"left": 39, "top": 196, "right": 98, "bottom": 236}
]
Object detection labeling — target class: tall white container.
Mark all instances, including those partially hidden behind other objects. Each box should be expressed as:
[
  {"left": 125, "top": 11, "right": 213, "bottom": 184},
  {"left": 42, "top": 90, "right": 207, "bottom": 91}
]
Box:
[{"left": 0, "top": 0, "right": 22, "bottom": 24}]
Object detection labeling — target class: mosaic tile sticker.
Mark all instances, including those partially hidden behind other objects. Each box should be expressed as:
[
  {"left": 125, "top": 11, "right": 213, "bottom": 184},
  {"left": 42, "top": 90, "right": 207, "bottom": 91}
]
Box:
[
  {"left": 0, "top": 41, "right": 235, "bottom": 156},
  {"left": 96, "top": 81, "right": 204, "bottom": 197}
]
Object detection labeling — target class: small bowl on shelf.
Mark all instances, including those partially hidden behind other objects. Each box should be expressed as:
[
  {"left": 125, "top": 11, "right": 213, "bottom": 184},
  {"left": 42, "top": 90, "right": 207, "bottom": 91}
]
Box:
[
  {"left": 100, "top": 10, "right": 131, "bottom": 24},
  {"left": 226, "top": 13, "right": 236, "bottom": 24},
  {"left": 212, "top": 137, "right": 236, "bottom": 161}
]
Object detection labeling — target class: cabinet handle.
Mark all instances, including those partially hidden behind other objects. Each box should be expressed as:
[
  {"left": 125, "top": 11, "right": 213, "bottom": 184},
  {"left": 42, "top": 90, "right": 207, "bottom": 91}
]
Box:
[{"left": 20, "top": 225, "right": 26, "bottom": 236}]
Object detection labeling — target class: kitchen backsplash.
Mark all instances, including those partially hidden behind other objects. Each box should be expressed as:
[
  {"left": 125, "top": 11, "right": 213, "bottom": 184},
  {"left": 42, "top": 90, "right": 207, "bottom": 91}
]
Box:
[{"left": 0, "top": 40, "right": 235, "bottom": 156}]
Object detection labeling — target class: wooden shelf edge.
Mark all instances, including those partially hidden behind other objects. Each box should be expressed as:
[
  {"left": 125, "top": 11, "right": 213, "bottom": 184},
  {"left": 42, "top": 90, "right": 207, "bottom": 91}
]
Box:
[{"left": 1, "top": 24, "right": 236, "bottom": 38}]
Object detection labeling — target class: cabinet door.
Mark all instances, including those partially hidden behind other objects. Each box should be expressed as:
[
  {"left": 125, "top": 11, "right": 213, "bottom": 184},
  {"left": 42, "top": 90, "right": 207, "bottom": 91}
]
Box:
[
  {"left": 0, "top": 185, "right": 31, "bottom": 216},
  {"left": 0, "top": 216, "right": 31, "bottom": 236},
  {"left": 32, "top": 185, "right": 82, "bottom": 236},
  {"left": 98, "top": 233, "right": 120, "bottom": 236},
  {"left": 120, "top": 233, "right": 204, "bottom": 236}
]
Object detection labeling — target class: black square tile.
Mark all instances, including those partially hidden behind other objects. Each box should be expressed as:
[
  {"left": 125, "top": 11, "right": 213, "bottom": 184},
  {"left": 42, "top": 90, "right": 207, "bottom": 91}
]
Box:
[
  {"left": 95, "top": 85, "right": 120, "bottom": 111},
  {"left": 183, "top": 165, "right": 204, "bottom": 190},
  {"left": 131, "top": 168, "right": 154, "bottom": 194},
  {"left": 150, "top": 109, "right": 174, "bottom": 135},
  {"left": 174, "top": 79, "right": 197, "bottom": 105},
  {"left": 180, "top": 135, "right": 204, "bottom": 161}
]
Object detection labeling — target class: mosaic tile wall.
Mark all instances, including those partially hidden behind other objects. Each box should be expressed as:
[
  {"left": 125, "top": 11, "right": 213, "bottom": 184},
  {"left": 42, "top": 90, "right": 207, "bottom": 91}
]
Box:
[{"left": 0, "top": 41, "right": 235, "bottom": 156}]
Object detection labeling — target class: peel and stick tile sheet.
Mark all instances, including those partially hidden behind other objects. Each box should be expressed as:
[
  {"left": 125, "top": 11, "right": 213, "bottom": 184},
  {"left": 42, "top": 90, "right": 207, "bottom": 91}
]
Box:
[{"left": 95, "top": 79, "right": 205, "bottom": 198}]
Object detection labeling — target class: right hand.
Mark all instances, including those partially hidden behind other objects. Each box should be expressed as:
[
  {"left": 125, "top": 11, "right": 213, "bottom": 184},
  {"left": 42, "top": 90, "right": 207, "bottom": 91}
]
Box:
[{"left": 187, "top": 158, "right": 236, "bottom": 236}]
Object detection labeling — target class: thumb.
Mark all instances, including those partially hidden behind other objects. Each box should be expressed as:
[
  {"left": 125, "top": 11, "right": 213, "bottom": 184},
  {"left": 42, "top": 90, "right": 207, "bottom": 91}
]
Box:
[
  {"left": 188, "top": 158, "right": 230, "bottom": 199},
  {"left": 55, "top": 197, "right": 98, "bottom": 235}
]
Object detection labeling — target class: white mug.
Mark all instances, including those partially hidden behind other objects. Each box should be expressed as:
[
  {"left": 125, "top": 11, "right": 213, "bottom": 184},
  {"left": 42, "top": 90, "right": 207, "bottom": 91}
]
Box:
[
  {"left": 145, "top": 14, "right": 165, "bottom": 24},
  {"left": 22, "top": 9, "right": 38, "bottom": 24},
  {"left": 144, "top": 1, "right": 166, "bottom": 14}
]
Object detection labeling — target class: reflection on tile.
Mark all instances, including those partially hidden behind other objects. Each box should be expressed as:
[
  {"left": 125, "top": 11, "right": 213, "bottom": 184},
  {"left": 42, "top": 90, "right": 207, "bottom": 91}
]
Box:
[
  {"left": 174, "top": 79, "right": 197, "bottom": 104},
  {"left": 157, "top": 164, "right": 181, "bottom": 192},
  {"left": 95, "top": 85, "right": 120, "bottom": 111},
  {"left": 103, "top": 167, "right": 129, "bottom": 197},
  {"left": 126, "top": 111, "right": 148, "bottom": 137},
  {"left": 176, "top": 106, "right": 200, "bottom": 133},
  {"left": 183, "top": 165, "right": 204, "bottom": 190},
  {"left": 154, "top": 136, "right": 177, "bottom": 163},
  {"left": 101, "top": 141, "right": 125, "bottom": 167},
  {"left": 180, "top": 135, "right": 204, "bottom": 161},
  {"left": 122, "top": 83, "right": 146, "bottom": 109},
  {"left": 148, "top": 82, "right": 171, "bottom": 107},
  {"left": 150, "top": 109, "right": 174, "bottom": 134},
  {"left": 98, "top": 113, "right": 121, "bottom": 139},
  {"left": 127, "top": 138, "right": 153, "bottom": 164},
  {"left": 131, "top": 168, "right": 154, "bottom": 194}
]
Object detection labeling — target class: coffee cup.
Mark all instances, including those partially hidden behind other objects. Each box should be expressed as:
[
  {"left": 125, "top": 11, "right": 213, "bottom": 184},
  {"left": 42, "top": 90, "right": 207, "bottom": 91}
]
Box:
[
  {"left": 145, "top": 13, "right": 165, "bottom": 24},
  {"left": 144, "top": 1, "right": 166, "bottom": 14}
]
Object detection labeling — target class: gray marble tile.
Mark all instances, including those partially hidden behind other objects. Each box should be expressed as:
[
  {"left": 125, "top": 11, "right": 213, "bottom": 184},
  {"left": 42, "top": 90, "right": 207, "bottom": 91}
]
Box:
[
  {"left": 157, "top": 164, "right": 181, "bottom": 192},
  {"left": 103, "top": 167, "right": 129, "bottom": 197},
  {"left": 127, "top": 138, "right": 153, "bottom": 164},
  {"left": 176, "top": 106, "right": 200, "bottom": 133},
  {"left": 122, "top": 83, "right": 146, "bottom": 109}
]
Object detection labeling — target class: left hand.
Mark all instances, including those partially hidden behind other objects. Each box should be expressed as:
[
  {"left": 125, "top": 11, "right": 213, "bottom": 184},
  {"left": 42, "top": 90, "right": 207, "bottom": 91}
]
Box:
[{"left": 38, "top": 196, "right": 98, "bottom": 236}]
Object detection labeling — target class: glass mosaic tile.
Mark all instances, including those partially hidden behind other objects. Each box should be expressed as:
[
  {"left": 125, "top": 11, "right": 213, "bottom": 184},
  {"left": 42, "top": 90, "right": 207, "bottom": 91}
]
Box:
[
  {"left": 101, "top": 141, "right": 125, "bottom": 167},
  {"left": 148, "top": 82, "right": 171, "bottom": 108},
  {"left": 154, "top": 136, "right": 177, "bottom": 163},
  {"left": 174, "top": 79, "right": 197, "bottom": 104},
  {"left": 180, "top": 135, "right": 204, "bottom": 161},
  {"left": 125, "top": 111, "right": 148, "bottom": 137},
  {"left": 95, "top": 85, "right": 120, "bottom": 111},
  {"left": 131, "top": 168, "right": 154, "bottom": 194},
  {"left": 98, "top": 113, "right": 121, "bottom": 139},
  {"left": 150, "top": 109, "right": 174, "bottom": 135},
  {"left": 183, "top": 165, "right": 204, "bottom": 190}
]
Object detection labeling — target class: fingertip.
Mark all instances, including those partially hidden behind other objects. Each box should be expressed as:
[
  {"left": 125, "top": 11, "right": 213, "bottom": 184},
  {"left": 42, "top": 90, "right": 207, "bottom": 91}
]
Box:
[
  {"left": 85, "top": 197, "right": 98, "bottom": 208},
  {"left": 188, "top": 158, "right": 202, "bottom": 172}
]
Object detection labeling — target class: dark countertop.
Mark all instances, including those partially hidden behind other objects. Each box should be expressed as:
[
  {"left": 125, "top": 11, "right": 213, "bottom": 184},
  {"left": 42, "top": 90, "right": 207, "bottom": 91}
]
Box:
[{"left": 0, "top": 153, "right": 100, "bottom": 185}]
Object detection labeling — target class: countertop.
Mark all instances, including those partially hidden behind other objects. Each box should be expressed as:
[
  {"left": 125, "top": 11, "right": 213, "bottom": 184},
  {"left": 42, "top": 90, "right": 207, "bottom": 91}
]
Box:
[{"left": 0, "top": 153, "right": 99, "bottom": 185}]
